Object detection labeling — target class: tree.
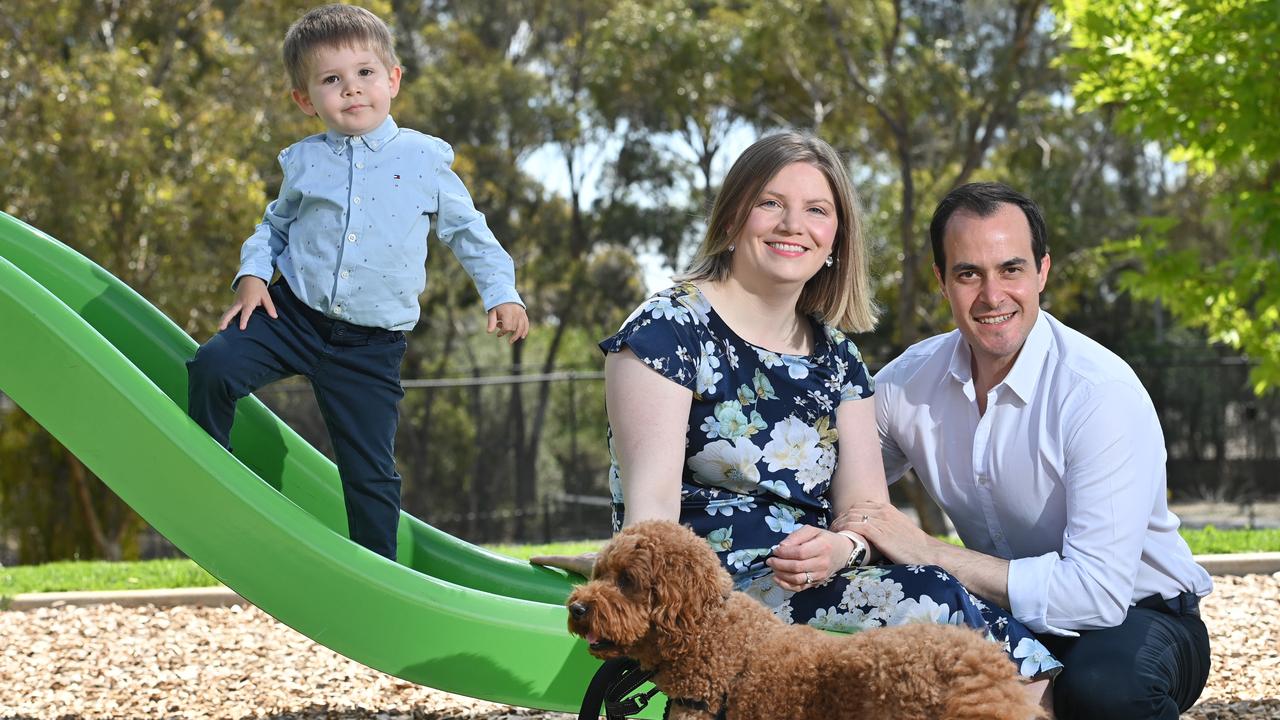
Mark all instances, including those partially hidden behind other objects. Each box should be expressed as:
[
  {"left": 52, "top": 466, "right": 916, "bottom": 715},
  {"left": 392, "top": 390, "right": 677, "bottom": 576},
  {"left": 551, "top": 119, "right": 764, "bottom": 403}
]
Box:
[
  {"left": 743, "top": 0, "right": 1058, "bottom": 350},
  {"left": 1062, "top": 0, "right": 1280, "bottom": 393},
  {"left": 0, "top": 0, "right": 319, "bottom": 559}
]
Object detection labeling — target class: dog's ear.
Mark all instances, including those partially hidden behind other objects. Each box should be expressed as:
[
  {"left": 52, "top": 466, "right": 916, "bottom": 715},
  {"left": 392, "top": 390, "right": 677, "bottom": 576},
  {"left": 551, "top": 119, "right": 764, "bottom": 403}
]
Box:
[{"left": 643, "top": 522, "right": 731, "bottom": 653}]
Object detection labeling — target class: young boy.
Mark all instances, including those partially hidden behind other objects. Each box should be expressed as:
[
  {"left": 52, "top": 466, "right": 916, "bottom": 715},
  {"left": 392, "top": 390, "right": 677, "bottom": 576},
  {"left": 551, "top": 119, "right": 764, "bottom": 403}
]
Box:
[{"left": 187, "top": 4, "right": 528, "bottom": 560}]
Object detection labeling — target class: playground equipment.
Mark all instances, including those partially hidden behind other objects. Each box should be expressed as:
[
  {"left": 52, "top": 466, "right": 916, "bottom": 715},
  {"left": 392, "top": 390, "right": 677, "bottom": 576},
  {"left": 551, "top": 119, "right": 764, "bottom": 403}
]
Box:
[{"left": 0, "top": 212, "right": 662, "bottom": 716}]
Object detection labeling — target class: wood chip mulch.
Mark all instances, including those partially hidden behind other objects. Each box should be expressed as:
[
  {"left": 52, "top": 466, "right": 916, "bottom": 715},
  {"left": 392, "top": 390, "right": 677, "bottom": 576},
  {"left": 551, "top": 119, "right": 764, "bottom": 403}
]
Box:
[{"left": 1, "top": 573, "right": 1276, "bottom": 719}]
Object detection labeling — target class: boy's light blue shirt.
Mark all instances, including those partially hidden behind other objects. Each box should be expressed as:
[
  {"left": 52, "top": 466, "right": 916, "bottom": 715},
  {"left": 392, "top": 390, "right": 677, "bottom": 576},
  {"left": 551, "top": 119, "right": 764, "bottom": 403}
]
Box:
[{"left": 235, "top": 115, "right": 522, "bottom": 331}]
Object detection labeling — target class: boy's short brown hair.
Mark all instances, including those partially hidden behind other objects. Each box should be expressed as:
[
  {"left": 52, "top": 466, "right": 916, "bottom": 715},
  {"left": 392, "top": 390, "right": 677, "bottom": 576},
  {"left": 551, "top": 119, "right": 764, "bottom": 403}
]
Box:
[{"left": 283, "top": 4, "right": 399, "bottom": 91}]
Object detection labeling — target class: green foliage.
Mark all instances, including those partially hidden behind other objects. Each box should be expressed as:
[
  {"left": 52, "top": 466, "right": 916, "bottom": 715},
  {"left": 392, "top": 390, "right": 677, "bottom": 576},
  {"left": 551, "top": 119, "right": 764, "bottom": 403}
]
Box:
[
  {"left": 1062, "top": 0, "right": 1280, "bottom": 393},
  {"left": 2, "top": 0, "right": 1270, "bottom": 559}
]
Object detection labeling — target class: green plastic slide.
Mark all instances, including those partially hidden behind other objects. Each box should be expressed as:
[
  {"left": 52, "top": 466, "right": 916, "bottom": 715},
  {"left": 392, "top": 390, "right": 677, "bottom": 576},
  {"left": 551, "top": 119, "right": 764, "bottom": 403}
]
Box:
[{"left": 0, "top": 212, "right": 663, "bottom": 716}]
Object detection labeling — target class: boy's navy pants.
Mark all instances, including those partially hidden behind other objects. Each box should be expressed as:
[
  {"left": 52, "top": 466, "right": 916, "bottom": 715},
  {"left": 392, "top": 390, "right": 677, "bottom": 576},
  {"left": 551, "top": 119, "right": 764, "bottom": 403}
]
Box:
[
  {"left": 1038, "top": 591, "right": 1211, "bottom": 720},
  {"left": 187, "top": 280, "right": 406, "bottom": 560}
]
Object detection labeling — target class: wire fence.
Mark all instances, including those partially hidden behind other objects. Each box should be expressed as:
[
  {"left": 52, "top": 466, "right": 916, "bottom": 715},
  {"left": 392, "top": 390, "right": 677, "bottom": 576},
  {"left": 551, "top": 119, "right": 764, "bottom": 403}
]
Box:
[{"left": 6, "top": 354, "right": 1277, "bottom": 560}]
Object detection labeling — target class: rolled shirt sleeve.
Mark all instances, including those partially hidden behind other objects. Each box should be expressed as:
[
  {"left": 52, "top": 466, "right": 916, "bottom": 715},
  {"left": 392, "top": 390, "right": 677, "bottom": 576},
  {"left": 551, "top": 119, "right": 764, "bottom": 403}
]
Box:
[
  {"left": 1007, "top": 380, "right": 1166, "bottom": 635},
  {"left": 432, "top": 141, "right": 523, "bottom": 311}
]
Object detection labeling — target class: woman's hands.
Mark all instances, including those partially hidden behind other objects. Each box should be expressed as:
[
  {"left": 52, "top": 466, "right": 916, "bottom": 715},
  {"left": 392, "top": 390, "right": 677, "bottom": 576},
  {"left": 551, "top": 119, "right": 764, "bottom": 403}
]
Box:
[
  {"left": 529, "top": 552, "right": 597, "bottom": 579},
  {"left": 767, "top": 525, "right": 858, "bottom": 592}
]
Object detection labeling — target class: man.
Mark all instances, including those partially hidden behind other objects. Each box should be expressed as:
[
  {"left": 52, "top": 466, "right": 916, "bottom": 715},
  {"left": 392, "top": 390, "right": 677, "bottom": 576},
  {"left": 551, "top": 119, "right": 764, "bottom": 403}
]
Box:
[{"left": 837, "top": 182, "right": 1212, "bottom": 719}]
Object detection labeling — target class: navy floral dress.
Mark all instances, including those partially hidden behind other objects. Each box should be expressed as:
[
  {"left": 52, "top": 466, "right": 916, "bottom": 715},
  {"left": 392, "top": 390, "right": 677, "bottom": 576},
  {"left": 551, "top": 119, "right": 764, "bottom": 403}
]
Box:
[{"left": 600, "top": 283, "right": 1061, "bottom": 680}]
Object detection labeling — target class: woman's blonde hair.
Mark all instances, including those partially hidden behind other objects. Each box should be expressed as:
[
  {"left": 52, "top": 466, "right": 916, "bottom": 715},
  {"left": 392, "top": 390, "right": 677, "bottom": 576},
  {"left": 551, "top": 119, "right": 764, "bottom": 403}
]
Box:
[{"left": 679, "top": 132, "right": 877, "bottom": 333}]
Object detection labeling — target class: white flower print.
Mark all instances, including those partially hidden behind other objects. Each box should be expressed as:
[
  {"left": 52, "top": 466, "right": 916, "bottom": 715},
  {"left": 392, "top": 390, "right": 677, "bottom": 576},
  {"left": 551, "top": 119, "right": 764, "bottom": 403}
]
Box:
[
  {"left": 695, "top": 341, "right": 723, "bottom": 396},
  {"left": 704, "top": 496, "right": 757, "bottom": 517},
  {"left": 1012, "top": 638, "right": 1062, "bottom": 677},
  {"left": 642, "top": 356, "right": 666, "bottom": 373},
  {"left": 806, "top": 388, "right": 834, "bottom": 412},
  {"left": 723, "top": 341, "right": 740, "bottom": 370},
  {"left": 824, "top": 373, "right": 843, "bottom": 394},
  {"left": 888, "top": 596, "right": 966, "bottom": 626},
  {"left": 840, "top": 573, "right": 905, "bottom": 625},
  {"left": 781, "top": 355, "right": 812, "bottom": 379},
  {"left": 771, "top": 599, "right": 794, "bottom": 624},
  {"left": 699, "top": 415, "right": 721, "bottom": 439},
  {"left": 764, "top": 504, "right": 803, "bottom": 534},
  {"left": 794, "top": 445, "right": 836, "bottom": 493},
  {"left": 676, "top": 284, "right": 713, "bottom": 325},
  {"left": 809, "top": 607, "right": 872, "bottom": 633},
  {"left": 727, "top": 547, "right": 769, "bottom": 572},
  {"left": 840, "top": 382, "right": 865, "bottom": 402},
  {"left": 742, "top": 573, "right": 793, "bottom": 611},
  {"left": 645, "top": 296, "right": 691, "bottom": 324},
  {"left": 688, "top": 438, "right": 764, "bottom": 492},
  {"left": 758, "top": 479, "right": 792, "bottom": 499},
  {"left": 755, "top": 347, "right": 784, "bottom": 369},
  {"left": 762, "top": 416, "right": 822, "bottom": 472}
]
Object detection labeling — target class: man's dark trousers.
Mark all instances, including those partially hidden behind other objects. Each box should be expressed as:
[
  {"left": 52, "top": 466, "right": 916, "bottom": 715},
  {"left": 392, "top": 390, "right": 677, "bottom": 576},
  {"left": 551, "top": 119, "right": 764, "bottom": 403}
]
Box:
[
  {"left": 1038, "top": 592, "right": 1210, "bottom": 720},
  {"left": 187, "top": 280, "right": 407, "bottom": 560}
]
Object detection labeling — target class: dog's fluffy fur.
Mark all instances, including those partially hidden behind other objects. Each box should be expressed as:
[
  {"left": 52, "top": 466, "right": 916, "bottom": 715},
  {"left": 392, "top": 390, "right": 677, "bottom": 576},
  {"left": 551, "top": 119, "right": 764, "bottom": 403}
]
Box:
[{"left": 567, "top": 520, "right": 1041, "bottom": 720}]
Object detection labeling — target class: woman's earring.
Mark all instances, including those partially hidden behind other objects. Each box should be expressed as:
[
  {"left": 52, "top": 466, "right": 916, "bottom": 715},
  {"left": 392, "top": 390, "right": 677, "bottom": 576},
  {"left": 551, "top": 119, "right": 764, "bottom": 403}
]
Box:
[
  {"left": 824, "top": 255, "right": 835, "bottom": 267},
  {"left": 728, "top": 244, "right": 736, "bottom": 252}
]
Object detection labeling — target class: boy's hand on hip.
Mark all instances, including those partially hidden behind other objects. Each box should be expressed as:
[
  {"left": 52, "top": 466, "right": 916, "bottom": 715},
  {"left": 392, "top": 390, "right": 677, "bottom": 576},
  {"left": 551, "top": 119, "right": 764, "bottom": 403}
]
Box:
[
  {"left": 219, "top": 276, "right": 277, "bottom": 331},
  {"left": 487, "top": 303, "right": 529, "bottom": 344}
]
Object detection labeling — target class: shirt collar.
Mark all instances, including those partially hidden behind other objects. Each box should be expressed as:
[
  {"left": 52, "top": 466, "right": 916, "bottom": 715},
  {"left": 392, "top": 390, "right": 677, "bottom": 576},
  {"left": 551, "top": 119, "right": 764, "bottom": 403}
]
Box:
[
  {"left": 947, "top": 308, "right": 1052, "bottom": 404},
  {"left": 1001, "top": 310, "right": 1051, "bottom": 403},
  {"left": 324, "top": 115, "right": 400, "bottom": 154}
]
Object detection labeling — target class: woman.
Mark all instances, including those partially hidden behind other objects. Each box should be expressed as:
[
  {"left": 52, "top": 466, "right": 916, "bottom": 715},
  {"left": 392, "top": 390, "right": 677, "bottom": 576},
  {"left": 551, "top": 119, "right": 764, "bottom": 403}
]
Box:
[{"left": 537, "top": 132, "right": 1060, "bottom": 688}]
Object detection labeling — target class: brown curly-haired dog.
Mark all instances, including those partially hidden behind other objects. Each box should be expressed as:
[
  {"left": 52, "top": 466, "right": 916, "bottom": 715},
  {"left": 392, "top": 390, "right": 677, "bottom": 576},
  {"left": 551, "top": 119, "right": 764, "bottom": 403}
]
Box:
[{"left": 567, "top": 520, "right": 1041, "bottom": 720}]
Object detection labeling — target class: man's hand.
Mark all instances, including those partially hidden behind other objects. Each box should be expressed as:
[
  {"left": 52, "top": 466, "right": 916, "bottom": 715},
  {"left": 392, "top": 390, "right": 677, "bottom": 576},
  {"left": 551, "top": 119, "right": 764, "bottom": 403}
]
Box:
[
  {"left": 487, "top": 303, "right": 529, "bottom": 344},
  {"left": 835, "top": 500, "right": 940, "bottom": 566},
  {"left": 219, "top": 276, "right": 277, "bottom": 331}
]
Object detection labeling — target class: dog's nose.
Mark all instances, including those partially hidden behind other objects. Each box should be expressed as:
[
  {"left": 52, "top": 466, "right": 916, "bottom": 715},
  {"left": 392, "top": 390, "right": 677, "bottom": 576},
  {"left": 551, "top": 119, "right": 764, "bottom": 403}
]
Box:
[{"left": 569, "top": 601, "right": 589, "bottom": 619}]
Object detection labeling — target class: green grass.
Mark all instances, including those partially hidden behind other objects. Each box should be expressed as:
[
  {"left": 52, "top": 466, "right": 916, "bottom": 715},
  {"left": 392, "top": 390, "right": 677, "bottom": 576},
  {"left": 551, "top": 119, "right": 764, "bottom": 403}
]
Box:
[
  {"left": 484, "top": 540, "right": 602, "bottom": 561},
  {"left": 2, "top": 528, "right": 1275, "bottom": 598},
  {"left": 1, "top": 558, "right": 220, "bottom": 597},
  {"left": 1180, "top": 525, "right": 1280, "bottom": 555}
]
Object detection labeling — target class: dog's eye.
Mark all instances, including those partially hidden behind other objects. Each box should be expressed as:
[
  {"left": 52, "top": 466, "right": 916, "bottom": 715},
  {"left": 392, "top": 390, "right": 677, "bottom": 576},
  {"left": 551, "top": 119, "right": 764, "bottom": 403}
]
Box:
[{"left": 616, "top": 569, "right": 636, "bottom": 593}]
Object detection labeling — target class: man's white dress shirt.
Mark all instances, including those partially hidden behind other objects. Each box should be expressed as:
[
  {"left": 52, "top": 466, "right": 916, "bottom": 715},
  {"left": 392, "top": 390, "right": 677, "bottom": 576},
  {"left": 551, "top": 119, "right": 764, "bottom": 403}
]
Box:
[{"left": 876, "top": 310, "right": 1212, "bottom": 636}]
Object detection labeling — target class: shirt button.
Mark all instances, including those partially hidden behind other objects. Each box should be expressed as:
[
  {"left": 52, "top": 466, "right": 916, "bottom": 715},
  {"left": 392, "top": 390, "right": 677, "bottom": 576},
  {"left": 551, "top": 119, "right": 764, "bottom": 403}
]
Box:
[
  {"left": 340, "top": 270, "right": 350, "bottom": 279},
  {"left": 347, "top": 233, "right": 357, "bottom": 243},
  {"left": 355, "top": 162, "right": 364, "bottom": 169},
  {"left": 333, "top": 305, "right": 343, "bottom": 314},
  {"left": 993, "top": 532, "right": 1004, "bottom": 542},
  {"left": 353, "top": 196, "right": 361, "bottom": 205}
]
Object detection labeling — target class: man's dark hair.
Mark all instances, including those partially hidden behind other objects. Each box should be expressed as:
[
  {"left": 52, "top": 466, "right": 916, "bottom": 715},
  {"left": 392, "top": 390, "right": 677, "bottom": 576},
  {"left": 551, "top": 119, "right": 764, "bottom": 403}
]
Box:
[{"left": 929, "top": 182, "right": 1049, "bottom": 277}]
